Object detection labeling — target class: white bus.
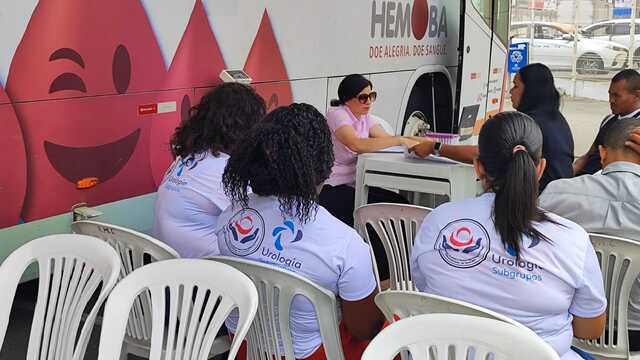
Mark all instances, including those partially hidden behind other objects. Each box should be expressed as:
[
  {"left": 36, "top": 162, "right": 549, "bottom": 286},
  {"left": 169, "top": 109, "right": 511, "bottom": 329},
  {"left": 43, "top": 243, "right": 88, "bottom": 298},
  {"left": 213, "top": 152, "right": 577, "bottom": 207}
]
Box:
[{"left": 0, "top": 0, "right": 510, "bottom": 265}]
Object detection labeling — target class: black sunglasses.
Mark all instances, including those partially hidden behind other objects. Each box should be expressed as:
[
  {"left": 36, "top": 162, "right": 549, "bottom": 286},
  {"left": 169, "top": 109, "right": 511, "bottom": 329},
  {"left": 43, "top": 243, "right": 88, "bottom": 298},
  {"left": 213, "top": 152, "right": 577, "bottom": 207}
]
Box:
[{"left": 357, "top": 91, "right": 377, "bottom": 104}]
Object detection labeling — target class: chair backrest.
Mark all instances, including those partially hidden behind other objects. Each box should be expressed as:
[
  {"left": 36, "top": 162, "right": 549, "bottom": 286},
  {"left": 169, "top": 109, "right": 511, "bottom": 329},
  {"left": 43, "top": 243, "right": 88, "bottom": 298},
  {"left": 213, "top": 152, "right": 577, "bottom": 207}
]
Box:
[
  {"left": 572, "top": 233, "right": 640, "bottom": 358},
  {"left": 71, "top": 220, "right": 179, "bottom": 343},
  {"left": 97, "top": 259, "right": 258, "bottom": 360},
  {"left": 375, "top": 290, "right": 527, "bottom": 329},
  {"left": 362, "top": 313, "right": 560, "bottom": 360},
  {"left": 354, "top": 203, "right": 431, "bottom": 290},
  {"left": 0, "top": 234, "right": 120, "bottom": 360},
  {"left": 209, "top": 256, "right": 345, "bottom": 360}
]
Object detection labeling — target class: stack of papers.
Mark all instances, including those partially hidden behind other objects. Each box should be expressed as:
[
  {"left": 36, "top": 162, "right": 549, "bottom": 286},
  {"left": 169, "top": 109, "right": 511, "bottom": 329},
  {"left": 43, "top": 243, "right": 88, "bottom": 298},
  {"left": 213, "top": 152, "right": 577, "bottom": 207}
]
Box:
[{"left": 404, "top": 148, "right": 461, "bottom": 164}]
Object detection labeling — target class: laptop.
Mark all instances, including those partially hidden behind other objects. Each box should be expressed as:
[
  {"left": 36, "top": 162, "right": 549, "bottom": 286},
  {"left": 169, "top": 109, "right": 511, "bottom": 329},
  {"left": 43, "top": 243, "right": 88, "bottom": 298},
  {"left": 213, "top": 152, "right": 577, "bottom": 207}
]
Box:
[{"left": 457, "top": 104, "right": 480, "bottom": 141}]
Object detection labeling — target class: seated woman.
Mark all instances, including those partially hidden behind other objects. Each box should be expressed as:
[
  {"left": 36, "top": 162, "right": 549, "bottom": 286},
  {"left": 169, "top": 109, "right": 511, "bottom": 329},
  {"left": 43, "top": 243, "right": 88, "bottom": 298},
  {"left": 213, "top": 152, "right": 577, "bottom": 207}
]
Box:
[
  {"left": 411, "top": 63, "right": 574, "bottom": 191},
  {"left": 319, "top": 73, "right": 419, "bottom": 227},
  {"left": 217, "top": 103, "right": 383, "bottom": 360},
  {"left": 410, "top": 111, "right": 606, "bottom": 360},
  {"left": 320, "top": 74, "right": 419, "bottom": 280},
  {"left": 153, "top": 83, "right": 266, "bottom": 258}
]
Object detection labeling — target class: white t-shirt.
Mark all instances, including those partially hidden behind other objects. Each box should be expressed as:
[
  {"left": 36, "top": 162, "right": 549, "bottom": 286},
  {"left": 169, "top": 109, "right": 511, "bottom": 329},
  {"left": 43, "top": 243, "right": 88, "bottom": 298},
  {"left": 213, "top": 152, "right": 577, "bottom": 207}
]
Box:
[
  {"left": 153, "top": 152, "right": 230, "bottom": 258},
  {"left": 216, "top": 195, "right": 377, "bottom": 358},
  {"left": 410, "top": 193, "right": 606, "bottom": 360}
]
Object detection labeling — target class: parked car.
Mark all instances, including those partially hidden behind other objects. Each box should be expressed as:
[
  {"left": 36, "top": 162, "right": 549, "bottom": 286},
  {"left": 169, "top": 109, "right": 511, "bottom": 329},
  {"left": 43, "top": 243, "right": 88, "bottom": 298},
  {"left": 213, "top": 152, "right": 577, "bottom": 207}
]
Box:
[
  {"left": 580, "top": 19, "right": 640, "bottom": 66},
  {"left": 511, "top": 21, "right": 628, "bottom": 74}
]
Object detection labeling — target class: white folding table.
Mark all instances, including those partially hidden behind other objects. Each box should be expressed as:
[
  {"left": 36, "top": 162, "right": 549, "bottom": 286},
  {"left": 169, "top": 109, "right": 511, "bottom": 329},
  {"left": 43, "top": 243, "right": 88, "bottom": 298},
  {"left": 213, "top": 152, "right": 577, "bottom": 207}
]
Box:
[{"left": 354, "top": 153, "right": 480, "bottom": 209}]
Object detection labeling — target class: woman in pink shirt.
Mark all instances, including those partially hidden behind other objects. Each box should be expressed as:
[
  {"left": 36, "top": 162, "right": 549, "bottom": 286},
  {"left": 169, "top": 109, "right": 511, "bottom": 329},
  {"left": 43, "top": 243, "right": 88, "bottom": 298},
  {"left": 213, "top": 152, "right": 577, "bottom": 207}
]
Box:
[{"left": 319, "top": 74, "right": 418, "bottom": 279}]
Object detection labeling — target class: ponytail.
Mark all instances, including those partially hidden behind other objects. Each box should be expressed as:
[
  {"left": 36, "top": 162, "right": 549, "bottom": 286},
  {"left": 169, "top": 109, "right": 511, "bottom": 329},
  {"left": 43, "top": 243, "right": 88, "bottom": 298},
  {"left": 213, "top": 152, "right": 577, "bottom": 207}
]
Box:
[
  {"left": 478, "top": 112, "right": 556, "bottom": 258},
  {"left": 330, "top": 99, "right": 343, "bottom": 107}
]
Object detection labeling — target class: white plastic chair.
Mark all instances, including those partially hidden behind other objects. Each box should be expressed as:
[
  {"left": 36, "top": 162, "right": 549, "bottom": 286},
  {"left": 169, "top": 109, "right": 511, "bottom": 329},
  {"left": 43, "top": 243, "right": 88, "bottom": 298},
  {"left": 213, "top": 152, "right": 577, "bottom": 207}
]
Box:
[
  {"left": 209, "top": 256, "right": 345, "bottom": 360},
  {"left": 0, "top": 234, "right": 120, "bottom": 360},
  {"left": 361, "top": 313, "right": 560, "bottom": 360},
  {"left": 375, "top": 290, "right": 527, "bottom": 328},
  {"left": 354, "top": 203, "right": 431, "bottom": 290},
  {"left": 572, "top": 233, "right": 640, "bottom": 359},
  {"left": 72, "top": 220, "right": 232, "bottom": 359},
  {"left": 97, "top": 259, "right": 258, "bottom": 360}
]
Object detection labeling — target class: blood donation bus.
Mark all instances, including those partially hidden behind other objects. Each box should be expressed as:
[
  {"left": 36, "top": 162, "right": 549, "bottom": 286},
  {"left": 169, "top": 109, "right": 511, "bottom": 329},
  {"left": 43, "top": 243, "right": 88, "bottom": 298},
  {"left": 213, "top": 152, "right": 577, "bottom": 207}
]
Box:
[{"left": 0, "top": 0, "right": 510, "bottom": 266}]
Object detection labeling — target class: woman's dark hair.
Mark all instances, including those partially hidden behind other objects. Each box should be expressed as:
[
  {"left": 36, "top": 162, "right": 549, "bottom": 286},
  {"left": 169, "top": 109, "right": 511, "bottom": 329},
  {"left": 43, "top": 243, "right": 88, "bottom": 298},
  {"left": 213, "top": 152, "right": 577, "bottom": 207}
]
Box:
[
  {"left": 329, "top": 74, "right": 373, "bottom": 106},
  {"left": 516, "top": 63, "right": 561, "bottom": 113},
  {"left": 478, "top": 111, "right": 556, "bottom": 258},
  {"left": 170, "top": 83, "right": 266, "bottom": 158},
  {"left": 223, "top": 103, "right": 334, "bottom": 223}
]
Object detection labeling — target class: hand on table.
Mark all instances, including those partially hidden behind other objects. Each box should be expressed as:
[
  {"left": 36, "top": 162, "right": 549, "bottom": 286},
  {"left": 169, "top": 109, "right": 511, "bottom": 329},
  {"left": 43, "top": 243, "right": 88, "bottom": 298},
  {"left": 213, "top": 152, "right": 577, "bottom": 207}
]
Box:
[
  {"left": 400, "top": 137, "right": 420, "bottom": 148},
  {"left": 409, "top": 141, "right": 435, "bottom": 158}
]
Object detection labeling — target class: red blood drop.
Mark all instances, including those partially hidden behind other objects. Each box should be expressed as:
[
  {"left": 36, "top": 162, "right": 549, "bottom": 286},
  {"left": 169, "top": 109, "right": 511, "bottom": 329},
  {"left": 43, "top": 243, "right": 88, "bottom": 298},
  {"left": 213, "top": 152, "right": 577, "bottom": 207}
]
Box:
[
  {"left": 6, "top": 0, "right": 166, "bottom": 221},
  {"left": 0, "top": 86, "right": 27, "bottom": 228},
  {"left": 412, "top": 0, "right": 429, "bottom": 40},
  {"left": 244, "top": 10, "right": 293, "bottom": 112},
  {"left": 151, "top": 1, "right": 227, "bottom": 186}
]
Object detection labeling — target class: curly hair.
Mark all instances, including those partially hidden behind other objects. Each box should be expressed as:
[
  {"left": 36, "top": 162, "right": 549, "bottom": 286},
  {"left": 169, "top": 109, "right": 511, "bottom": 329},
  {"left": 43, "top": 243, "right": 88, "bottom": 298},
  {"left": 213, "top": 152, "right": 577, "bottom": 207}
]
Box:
[
  {"left": 223, "top": 103, "right": 334, "bottom": 223},
  {"left": 170, "top": 83, "right": 266, "bottom": 158}
]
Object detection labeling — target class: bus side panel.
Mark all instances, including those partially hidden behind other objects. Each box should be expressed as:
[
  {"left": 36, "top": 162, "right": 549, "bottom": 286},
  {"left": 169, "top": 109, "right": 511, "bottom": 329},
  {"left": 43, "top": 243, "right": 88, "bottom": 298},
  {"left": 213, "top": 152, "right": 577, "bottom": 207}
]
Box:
[
  {"left": 483, "top": 42, "right": 508, "bottom": 132},
  {"left": 290, "top": 78, "right": 329, "bottom": 117},
  {"left": 0, "top": 0, "right": 478, "bottom": 237},
  {"left": 369, "top": 71, "right": 414, "bottom": 132},
  {"left": 457, "top": 9, "right": 494, "bottom": 133}
]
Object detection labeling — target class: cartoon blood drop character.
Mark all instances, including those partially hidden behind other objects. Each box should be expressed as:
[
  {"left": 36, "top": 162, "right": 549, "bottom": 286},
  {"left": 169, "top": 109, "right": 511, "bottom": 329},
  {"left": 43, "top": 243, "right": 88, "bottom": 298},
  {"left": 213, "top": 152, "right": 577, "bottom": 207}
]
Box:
[
  {"left": 244, "top": 10, "right": 293, "bottom": 112},
  {"left": 0, "top": 86, "right": 27, "bottom": 228},
  {"left": 150, "top": 0, "right": 226, "bottom": 186},
  {"left": 6, "top": 0, "right": 166, "bottom": 221}
]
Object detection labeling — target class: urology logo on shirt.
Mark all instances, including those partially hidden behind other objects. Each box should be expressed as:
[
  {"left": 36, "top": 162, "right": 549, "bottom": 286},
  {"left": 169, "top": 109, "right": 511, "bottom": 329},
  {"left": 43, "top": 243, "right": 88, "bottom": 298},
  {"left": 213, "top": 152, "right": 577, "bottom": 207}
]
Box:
[
  {"left": 272, "top": 219, "right": 303, "bottom": 251},
  {"left": 435, "top": 219, "right": 490, "bottom": 269},
  {"left": 224, "top": 208, "right": 265, "bottom": 256},
  {"left": 175, "top": 155, "right": 199, "bottom": 177}
]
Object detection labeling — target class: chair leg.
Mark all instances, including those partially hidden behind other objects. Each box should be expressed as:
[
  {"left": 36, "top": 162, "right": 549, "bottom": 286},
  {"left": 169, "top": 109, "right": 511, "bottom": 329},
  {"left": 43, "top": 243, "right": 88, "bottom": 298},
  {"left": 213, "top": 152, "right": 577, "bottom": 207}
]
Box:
[{"left": 119, "top": 347, "right": 128, "bottom": 360}]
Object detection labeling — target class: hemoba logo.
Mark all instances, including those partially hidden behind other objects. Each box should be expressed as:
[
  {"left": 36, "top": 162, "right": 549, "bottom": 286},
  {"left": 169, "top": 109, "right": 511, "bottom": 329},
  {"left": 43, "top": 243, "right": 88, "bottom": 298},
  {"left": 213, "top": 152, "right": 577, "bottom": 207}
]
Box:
[
  {"left": 370, "top": 0, "right": 448, "bottom": 40},
  {"left": 369, "top": 0, "right": 448, "bottom": 59}
]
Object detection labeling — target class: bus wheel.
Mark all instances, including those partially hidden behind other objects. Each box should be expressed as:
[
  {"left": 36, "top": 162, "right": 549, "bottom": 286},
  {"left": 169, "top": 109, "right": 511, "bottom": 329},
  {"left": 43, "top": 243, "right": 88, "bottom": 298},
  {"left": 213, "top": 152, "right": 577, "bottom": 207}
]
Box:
[{"left": 403, "top": 110, "right": 430, "bottom": 136}]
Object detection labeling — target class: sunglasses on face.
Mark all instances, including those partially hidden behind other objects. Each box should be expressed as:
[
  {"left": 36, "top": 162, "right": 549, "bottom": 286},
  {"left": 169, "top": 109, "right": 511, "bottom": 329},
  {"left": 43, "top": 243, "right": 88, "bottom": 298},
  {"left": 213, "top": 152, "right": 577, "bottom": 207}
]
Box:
[{"left": 357, "top": 91, "right": 377, "bottom": 104}]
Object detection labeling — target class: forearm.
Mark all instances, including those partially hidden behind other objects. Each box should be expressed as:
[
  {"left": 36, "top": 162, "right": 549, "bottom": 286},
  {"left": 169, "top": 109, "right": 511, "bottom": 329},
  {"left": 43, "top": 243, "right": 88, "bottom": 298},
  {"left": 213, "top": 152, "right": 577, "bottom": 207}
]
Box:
[
  {"left": 440, "top": 144, "right": 478, "bottom": 164},
  {"left": 348, "top": 136, "right": 403, "bottom": 153}
]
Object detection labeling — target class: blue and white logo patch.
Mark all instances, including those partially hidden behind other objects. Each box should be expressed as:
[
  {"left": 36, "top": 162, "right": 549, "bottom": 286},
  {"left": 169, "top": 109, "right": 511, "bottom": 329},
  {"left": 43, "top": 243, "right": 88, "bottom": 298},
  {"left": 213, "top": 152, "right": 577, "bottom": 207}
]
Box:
[
  {"left": 435, "top": 219, "right": 491, "bottom": 269},
  {"left": 224, "top": 208, "right": 265, "bottom": 256}
]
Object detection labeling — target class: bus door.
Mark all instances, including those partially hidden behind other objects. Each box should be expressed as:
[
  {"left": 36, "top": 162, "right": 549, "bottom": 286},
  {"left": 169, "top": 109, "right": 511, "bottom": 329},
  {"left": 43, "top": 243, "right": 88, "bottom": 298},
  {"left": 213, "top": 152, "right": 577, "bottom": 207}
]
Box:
[{"left": 455, "top": 0, "right": 509, "bottom": 136}]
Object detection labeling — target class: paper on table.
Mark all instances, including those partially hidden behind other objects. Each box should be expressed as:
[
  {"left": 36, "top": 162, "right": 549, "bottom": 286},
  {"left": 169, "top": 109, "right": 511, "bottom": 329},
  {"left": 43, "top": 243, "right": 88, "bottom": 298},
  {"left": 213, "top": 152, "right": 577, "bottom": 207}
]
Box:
[
  {"left": 404, "top": 147, "right": 461, "bottom": 164},
  {"left": 374, "top": 145, "right": 406, "bottom": 153}
]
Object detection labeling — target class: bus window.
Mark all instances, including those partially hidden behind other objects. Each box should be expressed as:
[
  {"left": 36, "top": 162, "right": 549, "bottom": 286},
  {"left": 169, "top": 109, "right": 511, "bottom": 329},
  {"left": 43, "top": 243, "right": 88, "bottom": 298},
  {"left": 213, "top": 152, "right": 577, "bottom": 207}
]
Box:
[
  {"left": 471, "top": 0, "right": 492, "bottom": 29},
  {"left": 471, "top": 0, "right": 509, "bottom": 46},
  {"left": 494, "top": 0, "right": 510, "bottom": 45}
]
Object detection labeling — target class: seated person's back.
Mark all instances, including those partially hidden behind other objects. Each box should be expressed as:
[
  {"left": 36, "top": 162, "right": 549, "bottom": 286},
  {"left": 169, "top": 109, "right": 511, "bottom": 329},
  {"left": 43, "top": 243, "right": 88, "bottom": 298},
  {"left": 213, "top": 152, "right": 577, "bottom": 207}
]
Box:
[
  {"left": 153, "top": 83, "right": 266, "bottom": 257},
  {"left": 411, "top": 112, "right": 606, "bottom": 360},
  {"left": 541, "top": 117, "right": 640, "bottom": 348},
  {"left": 216, "top": 103, "right": 382, "bottom": 360}
]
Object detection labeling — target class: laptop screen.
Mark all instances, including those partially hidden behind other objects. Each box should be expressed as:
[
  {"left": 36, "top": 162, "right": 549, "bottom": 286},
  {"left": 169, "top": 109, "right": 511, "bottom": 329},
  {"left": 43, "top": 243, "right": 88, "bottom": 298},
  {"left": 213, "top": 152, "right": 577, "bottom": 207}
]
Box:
[{"left": 458, "top": 104, "right": 480, "bottom": 140}]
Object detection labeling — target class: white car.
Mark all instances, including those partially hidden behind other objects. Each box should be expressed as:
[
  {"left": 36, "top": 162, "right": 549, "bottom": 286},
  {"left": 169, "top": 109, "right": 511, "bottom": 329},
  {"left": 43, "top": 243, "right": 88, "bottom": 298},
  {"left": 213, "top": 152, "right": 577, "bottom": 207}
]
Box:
[
  {"left": 511, "top": 21, "right": 628, "bottom": 74},
  {"left": 580, "top": 19, "right": 640, "bottom": 66}
]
